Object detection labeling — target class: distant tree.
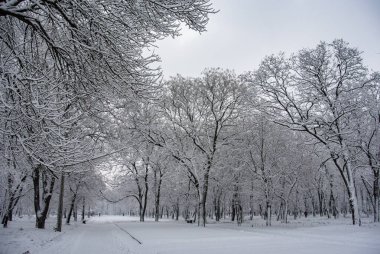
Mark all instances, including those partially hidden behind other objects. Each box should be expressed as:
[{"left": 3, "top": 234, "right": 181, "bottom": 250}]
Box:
[
  {"left": 161, "top": 69, "right": 247, "bottom": 226},
  {"left": 253, "top": 40, "right": 380, "bottom": 225},
  {"left": 352, "top": 79, "right": 380, "bottom": 222}
]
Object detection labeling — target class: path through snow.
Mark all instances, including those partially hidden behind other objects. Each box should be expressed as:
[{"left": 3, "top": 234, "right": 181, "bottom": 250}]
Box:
[{"left": 38, "top": 222, "right": 140, "bottom": 254}]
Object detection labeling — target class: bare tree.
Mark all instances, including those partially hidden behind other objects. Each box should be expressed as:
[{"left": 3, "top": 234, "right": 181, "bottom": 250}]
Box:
[
  {"left": 354, "top": 82, "right": 380, "bottom": 222},
  {"left": 161, "top": 69, "right": 247, "bottom": 226},
  {"left": 253, "top": 40, "right": 380, "bottom": 225},
  {"left": 1, "top": 0, "right": 215, "bottom": 229}
]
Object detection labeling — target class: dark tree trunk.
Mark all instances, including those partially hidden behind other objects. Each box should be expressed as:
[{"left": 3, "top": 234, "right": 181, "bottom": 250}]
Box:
[
  {"left": 81, "top": 197, "right": 85, "bottom": 222},
  {"left": 266, "top": 202, "right": 271, "bottom": 226},
  {"left": 32, "top": 165, "right": 56, "bottom": 229},
  {"left": 2, "top": 214, "right": 9, "bottom": 228},
  {"left": 154, "top": 170, "right": 163, "bottom": 222},
  {"left": 66, "top": 193, "right": 77, "bottom": 225},
  {"left": 310, "top": 192, "right": 316, "bottom": 217},
  {"left": 175, "top": 199, "right": 179, "bottom": 221},
  {"left": 318, "top": 190, "right": 324, "bottom": 216},
  {"left": 373, "top": 171, "right": 379, "bottom": 222},
  {"left": 249, "top": 194, "right": 254, "bottom": 221},
  {"left": 214, "top": 193, "right": 221, "bottom": 222},
  {"left": 56, "top": 171, "right": 65, "bottom": 231},
  {"left": 2, "top": 172, "right": 27, "bottom": 228},
  {"left": 200, "top": 174, "right": 210, "bottom": 227},
  {"left": 140, "top": 167, "right": 149, "bottom": 222},
  {"left": 74, "top": 204, "right": 78, "bottom": 222},
  {"left": 231, "top": 201, "right": 235, "bottom": 222},
  {"left": 8, "top": 209, "right": 12, "bottom": 222}
]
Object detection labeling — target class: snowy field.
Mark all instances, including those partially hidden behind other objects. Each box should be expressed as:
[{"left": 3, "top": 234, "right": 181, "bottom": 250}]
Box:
[{"left": 1, "top": 215, "right": 379, "bottom": 254}]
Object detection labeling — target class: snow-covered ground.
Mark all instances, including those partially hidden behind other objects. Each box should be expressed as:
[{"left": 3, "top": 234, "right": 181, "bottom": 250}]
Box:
[{"left": 1, "top": 215, "right": 379, "bottom": 254}]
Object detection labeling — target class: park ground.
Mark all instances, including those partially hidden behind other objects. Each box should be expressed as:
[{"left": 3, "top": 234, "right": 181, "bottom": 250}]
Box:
[{"left": 0, "top": 215, "right": 379, "bottom": 254}]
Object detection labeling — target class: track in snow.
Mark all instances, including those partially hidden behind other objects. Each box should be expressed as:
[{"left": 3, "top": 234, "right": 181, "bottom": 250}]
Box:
[{"left": 113, "top": 223, "right": 142, "bottom": 244}]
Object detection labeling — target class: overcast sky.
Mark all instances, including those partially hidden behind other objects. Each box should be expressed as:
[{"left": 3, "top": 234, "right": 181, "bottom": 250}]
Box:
[{"left": 154, "top": 0, "right": 380, "bottom": 79}]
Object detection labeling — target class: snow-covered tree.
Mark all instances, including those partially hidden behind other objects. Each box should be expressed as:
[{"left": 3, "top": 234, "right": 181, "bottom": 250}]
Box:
[
  {"left": 252, "top": 40, "right": 380, "bottom": 225},
  {"left": 1, "top": 0, "right": 215, "bottom": 229},
  {"left": 161, "top": 69, "right": 247, "bottom": 226}
]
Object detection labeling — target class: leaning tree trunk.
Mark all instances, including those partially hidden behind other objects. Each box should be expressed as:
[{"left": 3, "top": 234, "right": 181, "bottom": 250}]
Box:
[
  {"left": 347, "top": 182, "right": 360, "bottom": 225},
  {"left": 343, "top": 150, "right": 361, "bottom": 225},
  {"left": 330, "top": 142, "right": 361, "bottom": 225},
  {"left": 66, "top": 192, "right": 77, "bottom": 225},
  {"left": 2, "top": 171, "right": 27, "bottom": 228}
]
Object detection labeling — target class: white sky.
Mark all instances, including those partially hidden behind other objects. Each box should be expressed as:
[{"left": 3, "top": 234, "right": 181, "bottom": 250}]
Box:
[{"left": 154, "top": 0, "right": 380, "bottom": 78}]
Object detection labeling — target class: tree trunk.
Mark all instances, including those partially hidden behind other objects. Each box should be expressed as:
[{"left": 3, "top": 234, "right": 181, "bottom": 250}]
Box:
[
  {"left": 7, "top": 209, "right": 12, "bottom": 222},
  {"left": 215, "top": 193, "right": 221, "bottom": 222},
  {"left": 200, "top": 176, "right": 210, "bottom": 227},
  {"left": 373, "top": 172, "right": 379, "bottom": 222},
  {"left": 154, "top": 170, "right": 163, "bottom": 222},
  {"left": 56, "top": 171, "right": 65, "bottom": 231},
  {"left": 236, "top": 203, "right": 243, "bottom": 226},
  {"left": 318, "top": 190, "right": 324, "bottom": 216},
  {"left": 197, "top": 197, "right": 201, "bottom": 226},
  {"left": 81, "top": 197, "right": 85, "bottom": 222},
  {"left": 231, "top": 201, "right": 235, "bottom": 222},
  {"left": 343, "top": 151, "right": 361, "bottom": 225},
  {"left": 249, "top": 194, "right": 254, "bottom": 221},
  {"left": 141, "top": 182, "right": 148, "bottom": 222},
  {"left": 311, "top": 193, "right": 316, "bottom": 217},
  {"left": 266, "top": 202, "right": 271, "bottom": 226},
  {"left": 332, "top": 144, "right": 361, "bottom": 225},
  {"left": 66, "top": 193, "right": 77, "bottom": 225},
  {"left": 33, "top": 165, "right": 56, "bottom": 229},
  {"left": 2, "top": 214, "right": 9, "bottom": 228},
  {"left": 175, "top": 199, "right": 179, "bottom": 221},
  {"left": 284, "top": 202, "right": 288, "bottom": 224},
  {"left": 74, "top": 204, "right": 78, "bottom": 222},
  {"left": 139, "top": 197, "right": 144, "bottom": 222},
  {"left": 2, "top": 172, "right": 27, "bottom": 228},
  {"left": 347, "top": 183, "right": 360, "bottom": 225}
]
